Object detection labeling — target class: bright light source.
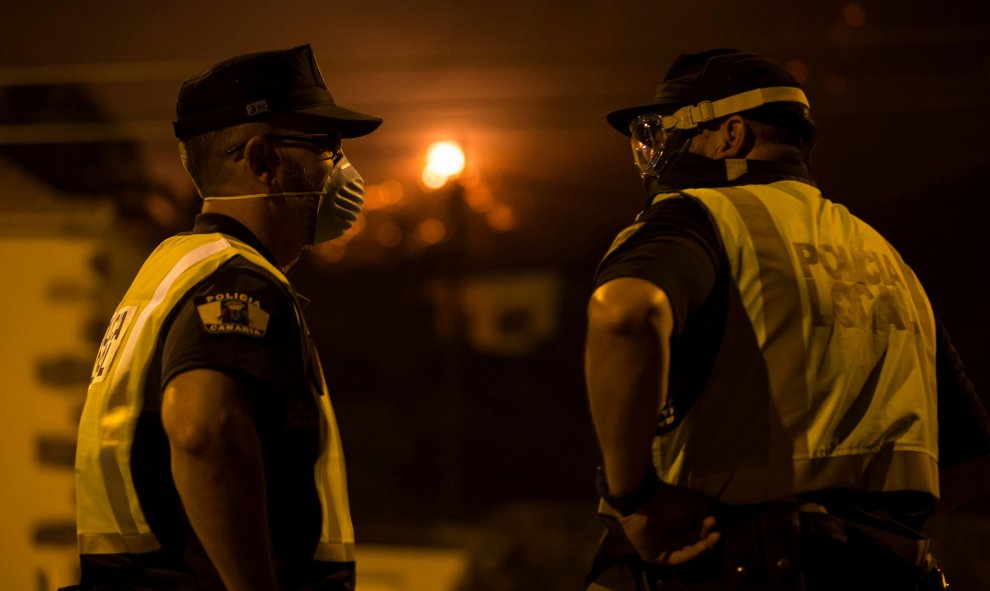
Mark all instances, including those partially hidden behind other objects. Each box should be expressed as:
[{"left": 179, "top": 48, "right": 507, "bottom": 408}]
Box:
[
  {"left": 422, "top": 168, "right": 449, "bottom": 189},
  {"left": 423, "top": 141, "right": 466, "bottom": 189},
  {"left": 426, "top": 141, "right": 465, "bottom": 177}
]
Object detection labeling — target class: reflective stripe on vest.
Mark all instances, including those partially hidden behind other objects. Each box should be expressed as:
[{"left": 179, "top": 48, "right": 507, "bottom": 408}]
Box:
[
  {"left": 76, "top": 233, "right": 354, "bottom": 561},
  {"left": 650, "top": 182, "right": 938, "bottom": 504}
]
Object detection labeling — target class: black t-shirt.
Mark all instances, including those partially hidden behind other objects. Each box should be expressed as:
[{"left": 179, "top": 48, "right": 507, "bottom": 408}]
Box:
[
  {"left": 594, "top": 189, "right": 990, "bottom": 526},
  {"left": 81, "top": 214, "right": 352, "bottom": 591}
]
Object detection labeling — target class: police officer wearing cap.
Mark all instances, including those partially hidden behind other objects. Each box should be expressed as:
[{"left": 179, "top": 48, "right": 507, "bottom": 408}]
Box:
[
  {"left": 69, "top": 44, "right": 380, "bottom": 591},
  {"left": 584, "top": 49, "right": 990, "bottom": 590}
]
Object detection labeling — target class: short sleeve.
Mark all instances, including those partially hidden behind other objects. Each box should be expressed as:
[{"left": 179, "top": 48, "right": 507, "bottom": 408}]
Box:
[
  {"left": 160, "top": 259, "right": 296, "bottom": 391},
  {"left": 594, "top": 195, "right": 723, "bottom": 336}
]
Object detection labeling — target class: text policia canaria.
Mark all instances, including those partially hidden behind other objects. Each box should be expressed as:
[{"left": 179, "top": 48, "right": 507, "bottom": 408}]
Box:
[
  {"left": 195, "top": 292, "right": 271, "bottom": 338},
  {"left": 791, "top": 242, "right": 919, "bottom": 333}
]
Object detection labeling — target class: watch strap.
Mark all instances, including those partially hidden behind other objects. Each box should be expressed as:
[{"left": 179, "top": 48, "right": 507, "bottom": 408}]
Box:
[{"left": 595, "top": 465, "right": 661, "bottom": 516}]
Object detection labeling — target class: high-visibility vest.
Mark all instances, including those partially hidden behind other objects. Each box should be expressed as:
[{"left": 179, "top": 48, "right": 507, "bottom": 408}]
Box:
[
  {"left": 652, "top": 181, "right": 938, "bottom": 505},
  {"left": 76, "top": 233, "right": 354, "bottom": 562}
]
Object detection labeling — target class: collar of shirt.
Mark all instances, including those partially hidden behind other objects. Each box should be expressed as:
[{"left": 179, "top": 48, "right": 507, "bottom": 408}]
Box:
[
  {"left": 189, "top": 212, "right": 279, "bottom": 268},
  {"left": 645, "top": 158, "right": 816, "bottom": 200}
]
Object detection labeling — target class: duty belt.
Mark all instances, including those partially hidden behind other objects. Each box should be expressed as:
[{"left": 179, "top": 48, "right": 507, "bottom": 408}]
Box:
[{"left": 587, "top": 501, "right": 946, "bottom": 591}]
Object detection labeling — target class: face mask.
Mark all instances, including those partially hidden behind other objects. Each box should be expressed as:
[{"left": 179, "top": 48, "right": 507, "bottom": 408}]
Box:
[
  {"left": 201, "top": 151, "right": 366, "bottom": 245},
  {"left": 314, "top": 153, "right": 365, "bottom": 244}
]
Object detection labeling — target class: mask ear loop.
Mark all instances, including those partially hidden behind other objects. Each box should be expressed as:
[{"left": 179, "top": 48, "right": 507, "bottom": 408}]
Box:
[
  {"left": 203, "top": 156, "right": 342, "bottom": 202},
  {"left": 202, "top": 190, "right": 326, "bottom": 202}
]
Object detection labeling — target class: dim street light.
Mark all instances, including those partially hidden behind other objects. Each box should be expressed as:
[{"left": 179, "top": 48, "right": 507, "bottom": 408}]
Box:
[{"left": 422, "top": 141, "right": 465, "bottom": 189}]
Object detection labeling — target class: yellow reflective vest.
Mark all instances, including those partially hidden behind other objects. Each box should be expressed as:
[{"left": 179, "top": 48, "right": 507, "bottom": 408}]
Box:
[
  {"left": 652, "top": 180, "right": 938, "bottom": 505},
  {"left": 76, "top": 232, "right": 354, "bottom": 562}
]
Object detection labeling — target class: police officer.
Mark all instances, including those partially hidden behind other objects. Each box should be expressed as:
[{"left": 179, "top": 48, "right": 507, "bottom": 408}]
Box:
[
  {"left": 585, "top": 49, "right": 990, "bottom": 590},
  {"left": 71, "top": 45, "right": 380, "bottom": 590}
]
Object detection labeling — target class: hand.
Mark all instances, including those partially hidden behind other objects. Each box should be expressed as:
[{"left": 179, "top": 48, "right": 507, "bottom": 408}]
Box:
[{"left": 617, "top": 483, "right": 721, "bottom": 566}]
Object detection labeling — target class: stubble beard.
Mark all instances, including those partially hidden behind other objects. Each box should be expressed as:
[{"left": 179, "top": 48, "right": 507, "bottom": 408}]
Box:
[{"left": 273, "top": 154, "right": 326, "bottom": 268}]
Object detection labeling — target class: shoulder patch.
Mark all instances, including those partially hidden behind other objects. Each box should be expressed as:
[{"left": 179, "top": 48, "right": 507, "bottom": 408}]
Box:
[
  {"left": 195, "top": 292, "right": 271, "bottom": 338},
  {"left": 603, "top": 222, "right": 645, "bottom": 260}
]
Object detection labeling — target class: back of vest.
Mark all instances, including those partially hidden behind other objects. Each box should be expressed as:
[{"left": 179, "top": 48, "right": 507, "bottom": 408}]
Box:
[{"left": 653, "top": 181, "right": 938, "bottom": 505}]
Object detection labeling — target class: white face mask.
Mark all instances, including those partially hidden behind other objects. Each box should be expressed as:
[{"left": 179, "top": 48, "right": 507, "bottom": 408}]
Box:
[
  {"left": 202, "top": 151, "right": 366, "bottom": 245},
  {"left": 314, "top": 154, "right": 364, "bottom": 243}
]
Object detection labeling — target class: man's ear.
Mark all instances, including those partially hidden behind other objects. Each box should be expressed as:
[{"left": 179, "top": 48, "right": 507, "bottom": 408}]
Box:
[
  {"left": 243, "top": 136, "right": 279, "bottom": 187},
  {"left": 714, "top": 115, "right": 753, "bottom": 159}
]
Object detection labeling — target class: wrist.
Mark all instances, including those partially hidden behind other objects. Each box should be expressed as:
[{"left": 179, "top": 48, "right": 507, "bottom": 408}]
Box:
[{"left": 596, "top": 465, "right": 661, "bottom": 516}]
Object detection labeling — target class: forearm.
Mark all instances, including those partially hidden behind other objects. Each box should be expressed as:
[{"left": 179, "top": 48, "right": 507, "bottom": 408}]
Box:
[
  {"left": 170, "top": 410, "right": 279, "bottom": 591},
  {"left": 586, "top": 278, "right": 673, "bottom": 494}
]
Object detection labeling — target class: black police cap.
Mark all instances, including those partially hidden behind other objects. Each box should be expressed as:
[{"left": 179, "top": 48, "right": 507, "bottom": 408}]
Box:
[
  {"left": 173, "top": 44, "right": 382, "bottom": 141},
  {"left": 606, "top": 49, "right": 805, "bottom": 136}
]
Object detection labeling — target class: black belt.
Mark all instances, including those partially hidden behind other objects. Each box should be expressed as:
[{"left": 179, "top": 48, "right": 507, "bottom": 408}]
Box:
[{"left": 587, "top": 501, "right": 945, "bottom": 591}]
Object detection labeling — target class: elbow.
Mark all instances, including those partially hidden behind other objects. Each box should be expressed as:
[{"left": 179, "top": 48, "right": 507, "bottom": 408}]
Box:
[
  {"left": 162, "top": 394, "right": 235, "bottom": 455},
  {"left": 163, "top": 411, "right": 222, "bottom": 456},
  {"left": 587, "top": 279, "right": 672, "bottom": 338},
  {"left": 161, "top": 369, "right": 256, "bottom": 455},
  {"left": 587, "top": 297, "right": 649, "bottom": 336}
]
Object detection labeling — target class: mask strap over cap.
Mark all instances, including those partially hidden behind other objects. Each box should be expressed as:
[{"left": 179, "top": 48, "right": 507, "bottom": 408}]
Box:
[{"left": 666, "top": 86, "right": 810, "bottom": 131}]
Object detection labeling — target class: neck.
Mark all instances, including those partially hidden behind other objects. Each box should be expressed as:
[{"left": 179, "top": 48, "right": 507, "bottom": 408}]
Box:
[
  {"left": 742, "top": 141, "right": 804, "bottom": 164},
  {"left": 201, "top": 200, "right": 302, "bottom": 271}
]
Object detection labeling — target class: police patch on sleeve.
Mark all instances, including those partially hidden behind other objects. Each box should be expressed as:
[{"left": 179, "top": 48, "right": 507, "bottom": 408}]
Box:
[{"left": 195, "top": 292, "right": 271, "bottom": 337}]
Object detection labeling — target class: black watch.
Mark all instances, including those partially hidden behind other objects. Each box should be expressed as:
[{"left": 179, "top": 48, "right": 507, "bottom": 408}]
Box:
[{"left": 595, "top": 465, "right": 661, "bottom": 516}]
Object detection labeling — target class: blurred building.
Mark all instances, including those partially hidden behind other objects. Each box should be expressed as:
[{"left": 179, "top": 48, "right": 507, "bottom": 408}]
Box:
[{"left": 0, "top": 155, "right": 113, "bottom": 590}]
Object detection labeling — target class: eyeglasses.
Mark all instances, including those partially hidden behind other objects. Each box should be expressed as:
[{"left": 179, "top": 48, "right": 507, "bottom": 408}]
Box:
[{"left": 226, "top": 133, "right": 343, "bottom": 163}]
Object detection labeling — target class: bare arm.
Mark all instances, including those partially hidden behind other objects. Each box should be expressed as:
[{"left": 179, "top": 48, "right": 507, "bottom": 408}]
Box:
[
  {"left": 586, "top": 278, "right": 672, "bottom": 494},
  {"left": 585, "top": 277, "right": 719, "bottom": 565},
  {"left": 162, "top": 369, "right": 279, "bottom": 591}
]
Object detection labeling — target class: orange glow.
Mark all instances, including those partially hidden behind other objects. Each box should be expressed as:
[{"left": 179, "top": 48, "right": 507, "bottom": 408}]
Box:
[
  {"left": 339, "top": 214, "right": 366, "bottom": 241},
  {"left": 417, "top": 218, "right": 447, "bottom": 245},
  {"left": 785, "top": 60, "right": 809, "bottom": 85},
  {"left": 843, "top": 3, "right": 866, "bottom": 27},
  {"left": 312, "top": 240, "right": 346, "bottom": 263},
  {"left": 466, "top": 184, "right": 495, "bottom": 213},
  {"left": 377, "top": 222, "right": 402, "bottom": 247},
  {"left": 458, "top": 165, "right": 482, "bottom": 188},
  {"left": 363, "top": 184, "right": 383, "bottom": 210},
  {"left": 380, "top": 179, "right": 404, "bottom": 205},
  {"left": 486, "top": 204, "right": 516, "bottom": 232},
  {"left": 422, "top": 168, "right": 448, "bottom": 189}
]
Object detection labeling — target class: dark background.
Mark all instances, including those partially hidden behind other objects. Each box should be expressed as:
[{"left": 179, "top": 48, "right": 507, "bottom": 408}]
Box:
[{"left": 2, "top": 0, "right": 988, "bottom": 587}]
